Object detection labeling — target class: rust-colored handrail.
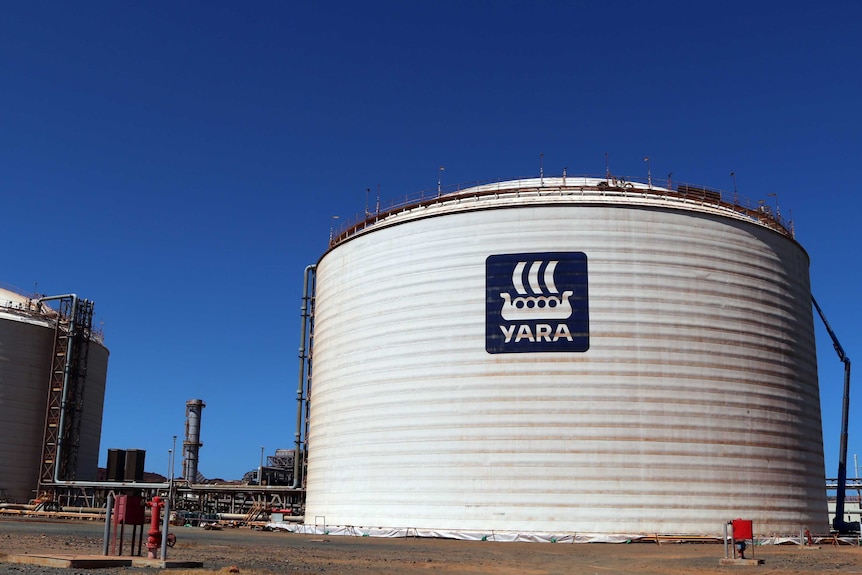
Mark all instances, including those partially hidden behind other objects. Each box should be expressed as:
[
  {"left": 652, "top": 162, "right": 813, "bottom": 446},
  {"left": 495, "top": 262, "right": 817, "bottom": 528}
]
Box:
[{"left": 329, "top": 174, "right": 793, "bottom": 248}]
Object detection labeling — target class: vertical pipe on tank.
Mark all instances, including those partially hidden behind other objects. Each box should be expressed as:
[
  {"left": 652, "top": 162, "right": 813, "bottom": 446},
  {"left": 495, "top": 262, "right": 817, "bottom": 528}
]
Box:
[
  {"left": 294, "top": 265, "right": 316, "bottom": 488},
  {"left": 182, "top": 399, "right": 205, "bottom": 483}
]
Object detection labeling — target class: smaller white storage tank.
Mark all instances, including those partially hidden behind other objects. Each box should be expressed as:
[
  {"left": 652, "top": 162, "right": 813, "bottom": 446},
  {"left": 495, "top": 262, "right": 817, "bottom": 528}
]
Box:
[{"left": 0, "top": 287, "right": 109, "bottom": 503}]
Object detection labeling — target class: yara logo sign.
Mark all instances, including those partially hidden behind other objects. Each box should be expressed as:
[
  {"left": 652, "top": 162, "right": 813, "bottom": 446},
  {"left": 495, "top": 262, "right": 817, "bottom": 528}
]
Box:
[
  {"left": 486, "top": 252, "right": 589, "bottom": 354},
  {"left": 500, "top": 261, "right": 573, "bottom": 321}
]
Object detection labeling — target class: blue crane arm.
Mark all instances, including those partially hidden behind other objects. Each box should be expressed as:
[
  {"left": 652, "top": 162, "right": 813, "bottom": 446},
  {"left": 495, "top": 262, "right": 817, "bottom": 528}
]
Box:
[{"left": 812, "top": 296, "right": 855, "bottom": 533}]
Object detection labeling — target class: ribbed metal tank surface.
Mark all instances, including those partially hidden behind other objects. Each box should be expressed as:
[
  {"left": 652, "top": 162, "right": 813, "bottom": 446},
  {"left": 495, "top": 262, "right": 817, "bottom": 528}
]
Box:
[
  {"left": 304, "top": 178, "right": 827, "bottom": 536},
  {"left": 0, "top": 288, "right": 108, "bottom": 503}
]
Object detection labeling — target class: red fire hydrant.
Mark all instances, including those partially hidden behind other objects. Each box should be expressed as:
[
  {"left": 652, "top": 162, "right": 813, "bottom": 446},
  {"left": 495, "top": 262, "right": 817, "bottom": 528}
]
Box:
[{"left": 146, "top": 496, "right": 164, "bottom": 559}]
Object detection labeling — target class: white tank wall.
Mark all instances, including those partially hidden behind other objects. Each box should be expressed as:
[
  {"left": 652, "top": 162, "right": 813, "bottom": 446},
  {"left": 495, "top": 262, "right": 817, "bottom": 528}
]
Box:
[
  {"left": 304, "top": 183, "right": 827, "bottom": 536},
  {"left": 0, "top": 314, "right": 54, "bottom": 502},
  {"left": 0, "top": 292, "right": 108, "bottom": 502}
]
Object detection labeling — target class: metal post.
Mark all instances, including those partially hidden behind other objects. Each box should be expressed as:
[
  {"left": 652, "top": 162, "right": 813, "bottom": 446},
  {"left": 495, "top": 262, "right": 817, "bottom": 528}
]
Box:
[
  {"left": 437, "top": 166, "right": 445, "bottom": 197},
  {"left": 723, "top": 522, "right": 729, "bottom": 558},
  {"left": 170, "top": 435, "right": 177, "bottom": 508},
  {"left": 328, "top": 215, "right": 340, "bottom": 244},
  {"left": 768, "top": 192, "right": 781, "bottom": 220},
  {"left": 857, "top": 454, "right": 861, "bottom": 524},
  {"left": 731, "top": 172, "right": 738, "bottom": 204},
  {"left": 644, "top": 156, "right": 651, "bottom": 189},
  {"left": 160, "top": 497, "right": 171, "bottom": 560},
  {"left": 539, "top": 153, "right": 544, "bottom": 185},
  {"left": 102, "top": 493, "right": 114, "bottom": 555}
]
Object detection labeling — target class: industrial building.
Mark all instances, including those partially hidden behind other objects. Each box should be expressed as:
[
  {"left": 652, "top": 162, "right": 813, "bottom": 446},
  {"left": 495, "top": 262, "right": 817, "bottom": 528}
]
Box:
[
  {"left": 301, "top": 175, "right": 828, "bottom": 537},
  {"left": 0, "top": 287, "right": 109, "bottom": 503},
  {"left": 0, "top": 285, "right": 302, "bottom": 517}
]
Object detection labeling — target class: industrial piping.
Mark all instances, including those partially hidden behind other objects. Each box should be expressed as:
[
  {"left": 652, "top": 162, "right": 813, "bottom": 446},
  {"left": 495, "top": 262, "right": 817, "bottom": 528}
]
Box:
[{"left": 293, "top": 264, "right": 316, "bottom": 488}]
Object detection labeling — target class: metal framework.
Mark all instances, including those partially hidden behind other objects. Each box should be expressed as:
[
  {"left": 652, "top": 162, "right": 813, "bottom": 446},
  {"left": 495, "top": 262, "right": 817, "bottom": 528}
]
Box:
[
  {"left": 38, "top": 296, "right": 94, "bottom": 493},
  {"left": 48, "top": 483, "right": 304, "bottom": 518}
]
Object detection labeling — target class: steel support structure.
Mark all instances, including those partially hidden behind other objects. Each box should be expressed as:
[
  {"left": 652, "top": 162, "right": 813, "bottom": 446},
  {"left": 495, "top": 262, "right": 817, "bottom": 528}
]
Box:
[
  {"left": 38, "top": 296, "right": 94, "bottom": 495},
  {"left": 47, "top": 483, "right": 304, "bottom": 518}
]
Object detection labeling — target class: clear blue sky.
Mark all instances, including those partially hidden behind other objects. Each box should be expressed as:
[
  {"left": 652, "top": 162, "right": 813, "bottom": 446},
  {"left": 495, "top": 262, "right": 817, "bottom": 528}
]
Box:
[{"left": 1, "top": 1, "right": 859, "bottom": 481}]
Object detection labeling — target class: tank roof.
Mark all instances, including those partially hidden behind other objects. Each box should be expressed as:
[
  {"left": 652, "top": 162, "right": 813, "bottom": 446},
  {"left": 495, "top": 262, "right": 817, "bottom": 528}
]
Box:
[
  {"left": 0, "top": 286, "right": 53, "bottom": 320},
  {"left": 329, "top": 174, "right": 794, "bottom": 249}
]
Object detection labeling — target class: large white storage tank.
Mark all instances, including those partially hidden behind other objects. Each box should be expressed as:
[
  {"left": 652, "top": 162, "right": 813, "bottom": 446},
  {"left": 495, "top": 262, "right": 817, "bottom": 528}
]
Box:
[
  {"left": 0, "top": 287, "right": 108, "bottom": 503},
  {"left": 304, "top": 177, "right": 827, "bottom": 537}
]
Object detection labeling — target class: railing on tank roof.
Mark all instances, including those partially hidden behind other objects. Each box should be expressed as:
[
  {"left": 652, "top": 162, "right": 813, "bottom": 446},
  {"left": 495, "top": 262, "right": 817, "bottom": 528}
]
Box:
[
  {"left": 0, "top": 282, "right": 44, "bottom": 316},
  {"left": 329, "top": 174, "right": 793, "bottom": 248}
]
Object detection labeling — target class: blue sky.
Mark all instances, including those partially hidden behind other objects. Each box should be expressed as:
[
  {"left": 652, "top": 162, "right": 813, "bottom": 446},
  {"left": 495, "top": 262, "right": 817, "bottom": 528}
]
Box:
[{"left": 2, "top": 1, "right": 860, "bottom": 481}]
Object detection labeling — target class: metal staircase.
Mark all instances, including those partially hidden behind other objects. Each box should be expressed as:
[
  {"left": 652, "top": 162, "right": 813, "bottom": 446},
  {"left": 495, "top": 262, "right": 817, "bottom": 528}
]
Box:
[{"left": 38, "top": 295, "right": 94, "bottom": 493}]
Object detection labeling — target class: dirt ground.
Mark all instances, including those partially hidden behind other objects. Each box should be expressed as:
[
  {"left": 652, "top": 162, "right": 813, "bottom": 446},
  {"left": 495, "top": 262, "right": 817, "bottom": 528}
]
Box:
[{"left": 3, "top": 518, "right": 862, "bottom": 574}]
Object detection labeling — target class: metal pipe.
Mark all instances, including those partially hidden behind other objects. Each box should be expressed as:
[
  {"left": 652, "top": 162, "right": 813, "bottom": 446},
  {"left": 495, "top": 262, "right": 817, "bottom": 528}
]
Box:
[
  {"left": 37, "top": 293, "right": 78, "bottom": 483},
  {"left": 44, "top": 480, "right": 171, "bottom": 489},
  {"left": 170, "top": 436, "right": 177, "bottom": 482},
  {"left": 169, "top": 435, "right": 177, "bottom": 511},
  {"left": 293, "top": 265, "right": 316, "bottom": 488},
  {"left": 102, "top": 492, "right": 114, "bottom": 555},
  {"left": 160, "top": 497, "right": 171, "bottom": 560}
]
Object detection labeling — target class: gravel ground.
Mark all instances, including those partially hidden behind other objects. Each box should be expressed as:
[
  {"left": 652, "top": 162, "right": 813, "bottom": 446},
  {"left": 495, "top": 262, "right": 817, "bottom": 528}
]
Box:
[{"left": 3, "top": 517, "right": 862, "bottom": 574}]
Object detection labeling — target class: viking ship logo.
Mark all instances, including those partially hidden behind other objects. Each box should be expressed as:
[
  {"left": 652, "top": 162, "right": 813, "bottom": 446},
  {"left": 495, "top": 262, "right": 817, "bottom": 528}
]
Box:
[
  {"left": 500, "top": 260, "right": 573, "bottom": 321},
  {"left": 486, "top": 251, "right": 589, "bottom": 354}
]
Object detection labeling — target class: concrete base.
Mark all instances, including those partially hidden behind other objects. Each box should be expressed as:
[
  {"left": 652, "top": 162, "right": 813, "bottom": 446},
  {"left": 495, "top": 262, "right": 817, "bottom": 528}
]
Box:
[
  {"left": 4, "top": 553, "right": 203, "bottom": 570},
  {"left": 720, "top": 558, "right": 764, "bottom": 566}
]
